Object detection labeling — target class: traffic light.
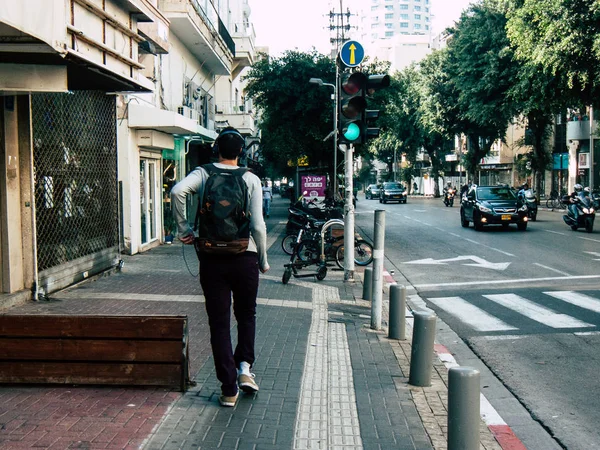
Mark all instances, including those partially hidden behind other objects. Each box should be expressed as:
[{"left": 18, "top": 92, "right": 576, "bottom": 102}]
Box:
[
  {"left": 361, "top": 74, "right": 390, "bottom": 144},
  {"left": 338, "top": 71, "right": 367, "bottom": 144}
]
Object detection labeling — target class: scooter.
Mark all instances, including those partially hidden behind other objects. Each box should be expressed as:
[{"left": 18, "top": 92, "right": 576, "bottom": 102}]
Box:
[
  {"left": 563, "top": 194, "right": 595, "bottom": 233},
  {"left": 443, "top": 188, "right": 456, "bottom": 207}
]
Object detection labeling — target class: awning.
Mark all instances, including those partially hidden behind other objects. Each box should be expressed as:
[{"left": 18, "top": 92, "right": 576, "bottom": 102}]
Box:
[{"left": 128, "top": 104, "right": 218, "bottom": 140}]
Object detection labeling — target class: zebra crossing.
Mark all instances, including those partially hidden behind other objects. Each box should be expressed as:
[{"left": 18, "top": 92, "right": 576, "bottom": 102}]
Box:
[{"left": 425, "top": 290, "right": 600, "bottom": 333}]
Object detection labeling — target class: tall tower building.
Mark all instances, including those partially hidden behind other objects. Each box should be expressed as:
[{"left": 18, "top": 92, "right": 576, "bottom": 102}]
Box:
[
  {"left": 361, "top": 0, "right": 432, "bottom": 40},
  {"left": 351, "top": 0, "right": 433, "bottom": 71}
]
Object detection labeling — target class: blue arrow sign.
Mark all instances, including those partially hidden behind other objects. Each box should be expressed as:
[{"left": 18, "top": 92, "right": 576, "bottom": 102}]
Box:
[{"left": 339, "top": 40, "right": 364, "bottom": 68}]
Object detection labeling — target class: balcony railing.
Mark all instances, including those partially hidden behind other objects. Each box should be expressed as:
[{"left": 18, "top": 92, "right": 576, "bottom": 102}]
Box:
[
  {"left": 218, "top": 17, "right": 235, "bottom": 56},
  {"left": 215, "top": 101, "right": 253, "bottom": 115}
]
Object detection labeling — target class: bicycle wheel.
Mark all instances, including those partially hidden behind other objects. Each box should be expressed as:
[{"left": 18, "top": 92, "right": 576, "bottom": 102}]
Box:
[
  {"left": 335, "top": 240, "right": 374, "bottom": 268},
  {"left": 546, "top": 198, "right": 555, "bottom": 209},
  {"left": 281, "top": 234, "right": 297, "bottom": 255},
  {"left": 354, "top": 240, "right": 374, "bottom": 266}
]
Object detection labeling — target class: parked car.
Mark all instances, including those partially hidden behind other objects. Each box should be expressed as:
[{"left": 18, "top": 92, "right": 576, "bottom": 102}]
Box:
[
  {"left": 365, "top": 184, "right": 381, "bottom": 200},
  {"left": 460, "top": 184, "right": 528, "bottom": 231},
  {"left": 379, "top": 182, "right": 407, "bottom": 204}
]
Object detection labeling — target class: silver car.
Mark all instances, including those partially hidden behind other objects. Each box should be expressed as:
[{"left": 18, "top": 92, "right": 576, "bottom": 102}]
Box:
[{"left": 365, "top": 184, "right": 381, "bottom": 200}]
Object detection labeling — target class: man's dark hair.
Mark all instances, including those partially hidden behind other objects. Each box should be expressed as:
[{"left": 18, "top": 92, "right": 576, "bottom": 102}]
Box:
[{"left": 216, "top": 127, "right": 244, "bottom": 160}]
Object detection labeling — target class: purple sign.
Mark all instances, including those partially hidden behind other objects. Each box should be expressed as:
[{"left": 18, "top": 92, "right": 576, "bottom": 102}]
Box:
[{"left": 301, "top": 175, "right": 327, "bottom": 198}]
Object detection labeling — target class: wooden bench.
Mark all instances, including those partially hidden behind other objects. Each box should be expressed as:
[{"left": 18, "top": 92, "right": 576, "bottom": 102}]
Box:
[{"left": 0, "top": 315, "right": 189, "bottom": 391}]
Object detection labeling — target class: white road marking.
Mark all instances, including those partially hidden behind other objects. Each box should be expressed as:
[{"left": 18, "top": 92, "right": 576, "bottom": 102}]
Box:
[
  {"left": 574, "top": 331, "right": 600, "bottom": 336},
  {"left": 544, "top": 291, "right": 600, "bottom": 313},
  {"left": 544, "top": 229, "right": 566, "bottom": 235},
  {"left": 486, "top": 247, "right": 516, "bottom": 257},
  {"left": 449, "top": 233, "right": 460, "bottom": 238},
  {"left": 481, "top": 335, "right": 525, "bottom": 341},
  {"left": 404, "top": 255, "right": 510, "bottom": 271},
  {"left": 483, "top": 293, "right": 594, "bottom": 328},
  {"left": 414, "top": 274, "right": 600, "bottom": 289},
  {"left": 533, "top": 263, "right": 571, "bottom": 276},
  {"left": 585, "top": 251, "right": 600, "bottom": 260},
  {"left": 578, "top": 236, "right": 600, "bottom": 243},
  {"left": 427, "top": 296, "right": 517, "bottom": 331}
]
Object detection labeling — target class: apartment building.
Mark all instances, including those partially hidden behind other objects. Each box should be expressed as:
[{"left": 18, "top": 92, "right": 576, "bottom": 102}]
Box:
[{"left": 0, "top": 0, "right": 257, "bottom": 307}]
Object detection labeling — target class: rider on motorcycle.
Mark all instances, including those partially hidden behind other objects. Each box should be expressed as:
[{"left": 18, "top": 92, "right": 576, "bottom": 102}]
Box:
[{"left": 567, "top": 183, "right": 585, "bottom": 221}]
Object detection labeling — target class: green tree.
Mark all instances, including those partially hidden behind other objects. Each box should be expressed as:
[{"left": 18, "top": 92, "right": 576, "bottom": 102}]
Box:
[
  {"left": 444, "top": 2, "right": 520, "bottom": 179},
  {"left": 244, "top": 50, "right": 335, "bottom": 176},
  {"left": 417, "top": 50, "right": 458, "bottom": 196},
  {"left": 504, "top": 0, "right": 600, "bottom": 104}
]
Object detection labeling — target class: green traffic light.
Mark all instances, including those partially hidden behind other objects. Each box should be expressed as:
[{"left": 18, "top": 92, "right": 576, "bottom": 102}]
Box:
[{"left": 344, "top": 123, "right": 360, "bottom": 141}]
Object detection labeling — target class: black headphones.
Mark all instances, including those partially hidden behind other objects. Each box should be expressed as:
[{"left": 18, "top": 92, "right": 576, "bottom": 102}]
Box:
[{"left": 213, "top": 129, "right": 246, "bottom": 156}]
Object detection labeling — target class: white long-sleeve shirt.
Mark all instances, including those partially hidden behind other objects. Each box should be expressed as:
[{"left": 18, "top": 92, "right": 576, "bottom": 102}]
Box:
[{"left": 170, "top": 163, "right": 268, "bottom": 270}]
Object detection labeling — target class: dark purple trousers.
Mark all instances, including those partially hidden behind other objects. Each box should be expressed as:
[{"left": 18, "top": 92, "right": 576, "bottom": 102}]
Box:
[{"left": 199, "top": 252, "right": 259, "bottom": 396}]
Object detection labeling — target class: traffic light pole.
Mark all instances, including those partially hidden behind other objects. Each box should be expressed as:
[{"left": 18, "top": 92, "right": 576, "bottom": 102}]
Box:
[
  {"left": 344, "top": 143, "right": 355, "bottom": 281},
  {"left": 333, "top": 65, "right": 339, "bottom": 196}
]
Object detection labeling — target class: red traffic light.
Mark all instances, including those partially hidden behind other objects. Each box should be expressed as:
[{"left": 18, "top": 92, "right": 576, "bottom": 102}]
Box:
[{"left": 341, "top": 72, "right": 367, "bottom": 95}]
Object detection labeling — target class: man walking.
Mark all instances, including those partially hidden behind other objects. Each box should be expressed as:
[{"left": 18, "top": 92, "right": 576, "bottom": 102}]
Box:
[
  {"left": 171, "top": 127, "right": 269, "bottom": 407},
  {"left": 262, "top": 181, "right": 273, "bottom": 218}
]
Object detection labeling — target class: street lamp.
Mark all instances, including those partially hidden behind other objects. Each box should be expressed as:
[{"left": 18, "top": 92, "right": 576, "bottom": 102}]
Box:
[{"left": 309, "top": 77, "right": 338, "bottom": 196}]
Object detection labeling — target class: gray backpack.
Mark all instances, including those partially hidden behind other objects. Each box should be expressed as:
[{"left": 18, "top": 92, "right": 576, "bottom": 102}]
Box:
[{"left": 194, "top": 164, "right": 250, "bottom": 255}]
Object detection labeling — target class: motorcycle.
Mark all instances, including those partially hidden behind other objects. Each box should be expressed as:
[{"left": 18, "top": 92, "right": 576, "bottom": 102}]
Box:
[
  {"left": 562, "top": 193, "right": 595, "bottom": 233},
  {"left": 443, "top": 188, "right": 456, "bottom": 207},
  {"left": 517, "top": 188, "right": 538, "bottom": 221}
]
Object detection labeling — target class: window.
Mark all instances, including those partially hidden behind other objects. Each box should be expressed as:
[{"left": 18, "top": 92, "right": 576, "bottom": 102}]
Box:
[
  {"left": 385, "top": 23, "right": 393, "bottom": 28},
  {"left": 371, "top": 23, "right": 378, "bottom": 28},
  {"left": 400, "top": 22, "right": 409, "bottom": 28},
  {"left": 415, "top": 14, "right": 421, "bottom": 19},
  {"left": 425, "top": 25, "right": 429, "bottom": 30},
  {"left": 385, "top": 31, "right": 394, "bottom": 37},
  {"left": 425, "top": 7, "right": 429, "bottom": 12},
  {"left": 385, "top": 5, "right": 393, "bottom": 10},
  {"left": 371, "top": 33, "right": 378, "bottom": 39},
  {"left": 400, "top": 13, "right": 408, "bottom": 19},
  {"left": 425, "top": 16, "right": 429, "bottom": 22},
  {"left": 400, "top": 4, "right": 408, "bottom": 9},
  {"left": 371, "top": 6, "right": 378, "bottom": 10},
  {"left": 414, "top": 5, "right": 421, "bottom": 10},
  {"left": 414, "top": 23, "right": 421, "bottom": 29}
]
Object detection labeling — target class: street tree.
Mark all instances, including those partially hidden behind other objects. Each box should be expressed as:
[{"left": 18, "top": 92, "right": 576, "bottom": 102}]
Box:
[
  {"left": 417, "top": 50, "right": 457, "bottom": 197},
  {"left": 503, "top": 0, "right": 600, "bottom": 104},
  {"left": 244, "top": 50, "right": 335, "bottom": 177},
  {"left": 444, "top": 2, "right": 520, "bottom": 180}
]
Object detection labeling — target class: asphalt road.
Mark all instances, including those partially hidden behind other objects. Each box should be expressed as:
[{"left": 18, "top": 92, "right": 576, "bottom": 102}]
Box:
[{"left": 354, "top": 194, "right": 600, "bottom": 450}]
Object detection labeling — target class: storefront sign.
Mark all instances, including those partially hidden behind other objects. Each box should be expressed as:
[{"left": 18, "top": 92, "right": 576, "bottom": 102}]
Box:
[
  {"left": 578, "top": 152, "right": 590, "bottom": 169},
  {"left": 301, "top": 175, "right": 326, "bottom": 198}
]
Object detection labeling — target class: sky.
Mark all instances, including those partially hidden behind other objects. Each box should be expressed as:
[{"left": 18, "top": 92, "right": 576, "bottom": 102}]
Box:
[{"left": 249, "top": 0, "right": 473, "bottom": 56}]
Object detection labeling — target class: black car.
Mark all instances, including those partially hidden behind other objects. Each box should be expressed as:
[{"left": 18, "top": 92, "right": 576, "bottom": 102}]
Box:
[
  {"left": 365, "top": 184, "right": 381, "bottom": 200},
  {"left": 379, "top": 182, "right": 407, "bottom": 204},
  {"left": 460, "top": 185, "right": 529, "bottom": 231}
]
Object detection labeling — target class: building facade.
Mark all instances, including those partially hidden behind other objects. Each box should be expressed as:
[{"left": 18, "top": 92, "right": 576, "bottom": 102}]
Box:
[{"left": 0, "top": 0, "right": 258, "bottom": 309}]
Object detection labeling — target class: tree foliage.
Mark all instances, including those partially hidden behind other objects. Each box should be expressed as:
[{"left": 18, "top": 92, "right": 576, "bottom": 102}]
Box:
[
  {"left": 244, "top": 51, "right": 335, "bottom": 177},
  {"left": 504, "top": 0, "right": 600, "bottom": 104},
  {"left": 443, "top": 2, "right": 520, "bottom": 179}
]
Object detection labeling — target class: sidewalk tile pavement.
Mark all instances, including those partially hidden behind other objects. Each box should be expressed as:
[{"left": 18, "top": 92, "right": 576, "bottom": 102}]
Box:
[{"left": 0, "top": 197, "right": 504, "bottom": 450}]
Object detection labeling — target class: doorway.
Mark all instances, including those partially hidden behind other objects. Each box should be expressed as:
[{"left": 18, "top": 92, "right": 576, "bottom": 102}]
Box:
[{"left": 140, "top": 158, "right": 160, "bottom": 245}]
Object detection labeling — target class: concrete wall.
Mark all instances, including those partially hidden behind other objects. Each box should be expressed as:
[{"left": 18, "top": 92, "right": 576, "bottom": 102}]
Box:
[{"left": 0, "top": 96, "right": 35, "bottom": 296}]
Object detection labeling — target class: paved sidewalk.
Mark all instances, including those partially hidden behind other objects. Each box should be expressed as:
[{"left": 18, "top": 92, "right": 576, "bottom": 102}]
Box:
[{"left": 0, "top": 197, "right": 506, "bottom": 450}]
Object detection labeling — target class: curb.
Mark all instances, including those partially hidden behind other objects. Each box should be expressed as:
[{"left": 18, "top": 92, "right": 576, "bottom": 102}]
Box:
[
  {"left": 380, "top": 267, "right": 528, "bottom": 450},
  {"left": 434, "top": 344, "right": 527, "bottom": 450}
]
